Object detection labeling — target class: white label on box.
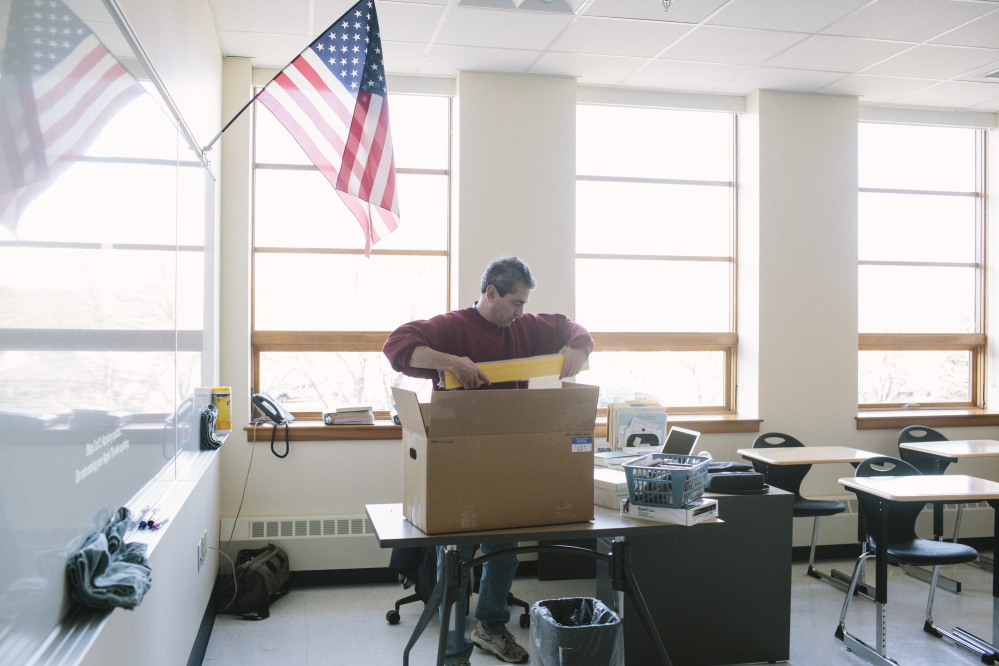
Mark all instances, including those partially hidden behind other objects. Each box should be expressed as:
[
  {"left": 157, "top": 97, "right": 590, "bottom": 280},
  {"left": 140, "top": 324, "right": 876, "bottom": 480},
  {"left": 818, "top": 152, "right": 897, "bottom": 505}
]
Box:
[{"left": 571, "top": 436, "right": 593, "bottom": 452}]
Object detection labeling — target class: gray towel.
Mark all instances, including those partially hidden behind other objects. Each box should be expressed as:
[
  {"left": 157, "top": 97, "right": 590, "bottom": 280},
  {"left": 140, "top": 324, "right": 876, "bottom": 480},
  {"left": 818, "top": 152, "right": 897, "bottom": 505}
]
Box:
[{"left": 66, "top": 507, "right": 152, "bottom": 610}]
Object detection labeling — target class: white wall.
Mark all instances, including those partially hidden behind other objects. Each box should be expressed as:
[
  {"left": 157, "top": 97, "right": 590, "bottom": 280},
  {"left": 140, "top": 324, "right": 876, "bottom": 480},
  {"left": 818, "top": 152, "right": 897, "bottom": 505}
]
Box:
[{"left": 217, "top": 78, "right": 999, "bottom": 563}]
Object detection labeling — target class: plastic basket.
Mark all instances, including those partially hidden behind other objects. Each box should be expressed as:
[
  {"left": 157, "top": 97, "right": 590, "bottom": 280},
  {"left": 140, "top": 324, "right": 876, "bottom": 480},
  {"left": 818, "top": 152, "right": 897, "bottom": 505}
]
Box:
[{"left": 622, "top": 454, "right": 710, "bottom": 507}]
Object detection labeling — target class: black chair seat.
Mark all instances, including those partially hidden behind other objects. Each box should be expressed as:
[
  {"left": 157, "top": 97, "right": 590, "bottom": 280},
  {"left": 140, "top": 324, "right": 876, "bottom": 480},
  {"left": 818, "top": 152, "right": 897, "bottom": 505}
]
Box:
[
  {"left": 882, "top": 538, "right": 978, "bottom": 568},
  {"left": 792, "top": 498, "right": 846, "bottom": 518}
]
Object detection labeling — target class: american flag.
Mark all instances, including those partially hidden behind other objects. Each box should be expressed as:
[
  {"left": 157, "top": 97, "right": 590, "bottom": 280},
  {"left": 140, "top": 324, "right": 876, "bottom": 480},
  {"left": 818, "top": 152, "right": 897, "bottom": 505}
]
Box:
[
  {"left": 0, "top": 0, "right": 144, "bottom": 230},
  {"left": 257, "top": 0, "right": 399, "bottom": 256}
]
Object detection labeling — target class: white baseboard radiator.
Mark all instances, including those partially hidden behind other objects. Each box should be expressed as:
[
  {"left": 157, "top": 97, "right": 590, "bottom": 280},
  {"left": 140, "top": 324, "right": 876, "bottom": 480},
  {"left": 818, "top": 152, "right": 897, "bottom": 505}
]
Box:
[
  {"left": 791, "top": 497, "right": 995, "bottom": 548},
  {"left": 220, "top": 514, "right": 391, "bottom": 571}
]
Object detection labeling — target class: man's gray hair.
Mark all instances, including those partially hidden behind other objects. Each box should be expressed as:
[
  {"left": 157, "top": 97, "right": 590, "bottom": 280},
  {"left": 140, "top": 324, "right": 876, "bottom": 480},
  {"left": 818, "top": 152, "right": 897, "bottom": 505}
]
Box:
[{"left": 480, "top": 256, "right": 536, "bottom": 297}]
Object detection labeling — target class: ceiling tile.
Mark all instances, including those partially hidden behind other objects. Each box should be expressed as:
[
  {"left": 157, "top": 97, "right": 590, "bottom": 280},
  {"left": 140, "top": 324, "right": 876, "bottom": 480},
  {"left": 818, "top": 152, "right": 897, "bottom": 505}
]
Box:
[
  {"left": 209, "top": 0, "right": 309, "bottom": 35},
  {"left": 584, "top": 0, "right": 729, "bottom": 24},
  {"left": 931, "top": 11, "right": 999, "bottom": 49},
  {"left": 890, "top": 80, "right": 999, "bottom": 109},
  {"left": 713, "top": 65, "right": 846, "bottom": 95},
  {"left": 549, "top": 15, "right": 692, "bottom": 58},
  {"left": 530, "top": 51, "right": 646, "bottom": 84},
  {"left": 413, "top": 43, "right": 542, "bottom": 77},
  {"left": 382, "top": 40, "right": 428, "bottom": 75},
  {"left": 820, "top": 0, "right": 994, "bottom": 42},
  {"left": 865, "top": 44, "right": 999, "bottom": 79},
  {"left": 706, "top": 0, "right": 870, "bottom": 33},
  {"left": 375, "top": 2, "right": 446, "bottom": 43},
  {"left": 433, "top": 6, "right": 572, "bottom": 50},
  {"left": 817, "top": 73, "right": 939, "bottom": 103},
  {"left": 663, "top": 26, "right": 808, "bottom": 65},
  {"left": 764, "top": 35, "right": 914, "bottom": 73},
  {"left": 623, "top": 58, "right": 749, "bottom": 91},
  {"left": 970, "top": 96, "right": 999, "bottom": 111},
  {"left": 221, "top": 30, "right": 313, "bottom": 68}
]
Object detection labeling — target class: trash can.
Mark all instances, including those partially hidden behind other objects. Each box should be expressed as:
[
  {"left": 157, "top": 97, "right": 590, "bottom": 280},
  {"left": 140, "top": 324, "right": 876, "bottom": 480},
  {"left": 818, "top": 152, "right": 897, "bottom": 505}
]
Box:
[{"left": 529, "top": 597, "right": 624, "bottom": 666}]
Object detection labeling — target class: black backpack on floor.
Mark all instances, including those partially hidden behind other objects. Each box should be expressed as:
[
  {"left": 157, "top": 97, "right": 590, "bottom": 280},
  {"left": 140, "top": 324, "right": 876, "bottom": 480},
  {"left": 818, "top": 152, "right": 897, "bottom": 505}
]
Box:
[{"left": 217, "top": 543, "right": 291, "bottom": 620}]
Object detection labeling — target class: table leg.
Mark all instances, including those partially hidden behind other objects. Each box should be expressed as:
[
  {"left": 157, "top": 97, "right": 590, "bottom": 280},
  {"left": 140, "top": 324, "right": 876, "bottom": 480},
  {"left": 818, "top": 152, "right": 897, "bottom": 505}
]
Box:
[{"left": 400, "top": 545, "right": 462, "bottom": 666}]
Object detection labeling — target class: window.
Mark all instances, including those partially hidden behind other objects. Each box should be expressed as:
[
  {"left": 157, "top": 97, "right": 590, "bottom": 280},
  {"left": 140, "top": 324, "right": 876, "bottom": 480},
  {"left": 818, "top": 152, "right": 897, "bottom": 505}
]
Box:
[
  {"left": 858, "top": 123, "right": 985, "bottom": 408},
  {"left": 574, "top": 105, "right": 737, "bottom": 412},
  {"left": 251, "top": 94, "right": 450, "bottom": 414}
]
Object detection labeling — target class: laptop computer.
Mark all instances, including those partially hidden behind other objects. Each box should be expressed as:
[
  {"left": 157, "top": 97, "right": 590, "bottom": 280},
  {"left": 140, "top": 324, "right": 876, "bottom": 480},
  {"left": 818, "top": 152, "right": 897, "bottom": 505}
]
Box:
[{"left": 656, "top": 426, "right": 701, "bottom": 456}]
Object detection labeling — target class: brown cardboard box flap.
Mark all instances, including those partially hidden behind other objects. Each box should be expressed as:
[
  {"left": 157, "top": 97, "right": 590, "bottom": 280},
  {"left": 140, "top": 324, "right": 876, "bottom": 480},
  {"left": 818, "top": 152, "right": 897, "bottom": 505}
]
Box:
[
  {"left": 392, "top": 386, "right": 427, "bottom": 436},
  {"left": 427, "top": 384, "right": 598, "bottom": 437}
]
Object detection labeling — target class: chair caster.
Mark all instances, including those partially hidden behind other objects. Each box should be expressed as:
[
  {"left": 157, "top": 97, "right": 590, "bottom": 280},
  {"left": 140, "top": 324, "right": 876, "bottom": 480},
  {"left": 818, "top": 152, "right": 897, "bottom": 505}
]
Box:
[
  {"left": 386, "top": 610, "right": 401, "bottom": 625},
  {"left": 520, "top": 613, "right": 530, "bottom": 628}
]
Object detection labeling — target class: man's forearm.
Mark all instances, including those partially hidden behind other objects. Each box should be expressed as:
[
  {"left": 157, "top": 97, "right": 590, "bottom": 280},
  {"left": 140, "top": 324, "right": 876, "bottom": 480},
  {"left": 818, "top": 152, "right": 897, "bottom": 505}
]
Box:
[{"left": 408, "top": 345, "right": 459, "bottom": 372}]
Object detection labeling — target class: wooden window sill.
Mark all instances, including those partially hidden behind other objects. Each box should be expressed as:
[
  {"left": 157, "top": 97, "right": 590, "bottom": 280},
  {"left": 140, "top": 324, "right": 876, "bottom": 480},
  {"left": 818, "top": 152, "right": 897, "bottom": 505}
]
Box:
[
  {"left": 243, "top": 414, "right": 761, "bottom": 441},
  {"left": 856, "top": 408, "right": 999, "bottom": 430}
]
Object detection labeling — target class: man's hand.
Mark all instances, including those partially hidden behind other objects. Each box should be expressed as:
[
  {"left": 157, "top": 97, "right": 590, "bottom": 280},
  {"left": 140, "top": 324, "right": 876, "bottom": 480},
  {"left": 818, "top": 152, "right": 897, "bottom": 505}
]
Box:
[
  {"left": 559, "top": 346, "right": 588, "bottom": 379},
  {"left": 448, "top": 356, "right": 490, "bottom": 390}
]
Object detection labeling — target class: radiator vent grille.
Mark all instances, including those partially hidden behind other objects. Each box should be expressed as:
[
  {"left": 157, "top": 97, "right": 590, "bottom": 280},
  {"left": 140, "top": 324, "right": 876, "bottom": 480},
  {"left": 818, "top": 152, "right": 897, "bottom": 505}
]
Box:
[{"left": 248, "top": 515, "right": 375, "bottom": 539}]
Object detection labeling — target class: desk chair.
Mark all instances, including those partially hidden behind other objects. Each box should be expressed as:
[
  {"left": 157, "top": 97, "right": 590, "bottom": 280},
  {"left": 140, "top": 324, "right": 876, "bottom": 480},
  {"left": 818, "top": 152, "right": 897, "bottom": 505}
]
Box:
[
  {"left": 751, "top": 433, "right": 848, "bottom": 589},
  {"left": 836, "top": 457, "right": 982, "bottom": 663},
  {"left": 386, "top": 546, "right": 530, "bottom": 628},
  {"left": 898, "top": 426, "right": 969, "bottom": 591}
]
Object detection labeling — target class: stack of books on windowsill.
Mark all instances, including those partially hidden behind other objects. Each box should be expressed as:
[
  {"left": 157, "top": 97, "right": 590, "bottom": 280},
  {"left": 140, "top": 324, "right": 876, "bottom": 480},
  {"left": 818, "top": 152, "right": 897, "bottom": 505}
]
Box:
[{"left": 323, "top": 405, "right": 374, "bottom": 426}]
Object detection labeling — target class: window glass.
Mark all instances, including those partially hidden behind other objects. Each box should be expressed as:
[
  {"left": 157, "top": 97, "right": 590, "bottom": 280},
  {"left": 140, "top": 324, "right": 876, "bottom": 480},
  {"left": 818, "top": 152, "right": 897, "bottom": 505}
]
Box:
[
  {"left": 576, "top": 181, "right": 730, "bottom": 256},
  {"left": 859, "top": 193, "right": 975, "bottom": 264},
  {"left": 859, "top": 266, "right": 976, "bottom": 334},
  {"left": 577, "top": 106, "right": 731, "bottom": 182},
  {"left": 254, "top": 254, "right": 447, "bottom": 331},
  {"left": 577, "top": 351, "right": 726, "bottom": 408},
  {"left": 859, "top": 350, "right": 970, "bottom": 404},
  {"left": 577, "top": 258, "right": 730, "bottom": 332},
  {"left": 259, "top": 352, "right": 431, "bottom": 412},
  {"left": 859, "top": 124, "right": 976, "bottom": 192}
]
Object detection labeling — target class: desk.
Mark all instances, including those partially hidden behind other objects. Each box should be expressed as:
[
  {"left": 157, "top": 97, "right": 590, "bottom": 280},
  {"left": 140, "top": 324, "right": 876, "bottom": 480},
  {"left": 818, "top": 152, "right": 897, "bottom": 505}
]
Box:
[
  {"left": 899, "top": 439, "right": 999, "bottom": 572},
  {"left": 737, "top": 446, "right": 879, "bottom": 592},
  {"left": 366, "top": 503, "right": 718, "bottom": 666},
  {"left": 837, "top": 475, "right": 999, "bottom": 666}
]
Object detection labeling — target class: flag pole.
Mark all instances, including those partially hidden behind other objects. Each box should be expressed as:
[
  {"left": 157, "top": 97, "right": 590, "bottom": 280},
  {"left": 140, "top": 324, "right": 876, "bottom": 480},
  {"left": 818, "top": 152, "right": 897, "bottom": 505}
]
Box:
[
  {"left": 202, "top": 24, "right": 326, "bottom": 154},
  {"left": 202, "top": 90, "right": 264, "bottom": 153}
]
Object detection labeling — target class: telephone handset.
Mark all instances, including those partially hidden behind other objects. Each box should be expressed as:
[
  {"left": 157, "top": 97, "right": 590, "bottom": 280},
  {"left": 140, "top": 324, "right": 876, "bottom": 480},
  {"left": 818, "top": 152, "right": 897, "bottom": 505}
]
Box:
[{"left": 251, "top": 393, "right": 295, "bottom": 425}]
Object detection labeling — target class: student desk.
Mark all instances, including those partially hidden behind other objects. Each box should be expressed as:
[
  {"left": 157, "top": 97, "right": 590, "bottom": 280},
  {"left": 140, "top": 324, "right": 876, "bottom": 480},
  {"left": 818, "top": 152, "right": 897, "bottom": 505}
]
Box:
[
  {"left": 365, "top": 503, "right": 704, "bottom": 666},
  {"left": 737, "top": 446, "right": 879, "bottom": 592},
  {"left": 837, "top": 475, "right": 999, "bottom": 666}
]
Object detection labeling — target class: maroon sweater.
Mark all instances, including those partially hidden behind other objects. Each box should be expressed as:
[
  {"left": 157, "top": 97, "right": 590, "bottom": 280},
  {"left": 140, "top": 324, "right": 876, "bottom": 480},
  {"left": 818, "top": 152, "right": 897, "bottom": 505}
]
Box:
[{"left": 383, "top": 306, "right": 594, "bottom": 390}]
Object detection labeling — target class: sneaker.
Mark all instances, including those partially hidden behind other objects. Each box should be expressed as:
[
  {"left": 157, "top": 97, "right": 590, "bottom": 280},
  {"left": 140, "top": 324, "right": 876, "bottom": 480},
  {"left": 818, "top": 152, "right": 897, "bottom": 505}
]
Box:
[
  {"left": 471, "top": 622, "right": 529, "bottom": 663},
  {"left": 447, "top": 661, "right": 471, "bottom": 666}
]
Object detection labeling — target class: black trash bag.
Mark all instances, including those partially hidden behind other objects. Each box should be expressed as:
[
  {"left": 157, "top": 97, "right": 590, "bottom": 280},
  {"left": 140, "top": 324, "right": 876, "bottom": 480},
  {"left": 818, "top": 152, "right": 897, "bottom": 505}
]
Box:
[{"left": 529, "top": 597, "right": 623, "bottom": 666}]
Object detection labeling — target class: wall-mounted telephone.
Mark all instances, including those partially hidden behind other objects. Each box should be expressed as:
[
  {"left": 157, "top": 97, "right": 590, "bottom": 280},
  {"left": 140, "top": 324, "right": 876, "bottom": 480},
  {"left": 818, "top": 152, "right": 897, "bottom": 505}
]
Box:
[{"left": 251, "top": 393, "right": 295, "bottom": 425}]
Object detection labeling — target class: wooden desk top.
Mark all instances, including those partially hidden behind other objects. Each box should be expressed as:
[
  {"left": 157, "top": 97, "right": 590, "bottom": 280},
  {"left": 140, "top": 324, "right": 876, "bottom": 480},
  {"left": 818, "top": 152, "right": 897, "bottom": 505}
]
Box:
[
  {"left": 737, "top": 446, "right": 880, "bottom": 465},
  {"left": 365, "top": 503, "right": 723, "bottom": 548},
  {"left": 898, "top": 439, "right": 999, "bottom": 458},
  {"left": 838, "top": 475, "right": 999, "bottom": 502}
]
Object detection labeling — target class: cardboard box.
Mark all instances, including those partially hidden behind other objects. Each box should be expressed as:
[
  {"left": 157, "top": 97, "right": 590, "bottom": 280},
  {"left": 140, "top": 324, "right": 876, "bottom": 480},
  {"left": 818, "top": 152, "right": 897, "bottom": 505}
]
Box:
[
  {"left": 393, "top": 383, "right": 599, "bottom": 534},
  {"left": 619, "top": 496, "right": 718, "bottom": 526},
  {"left": 593, "top": 468, "right": 629, "bottom": 509}
]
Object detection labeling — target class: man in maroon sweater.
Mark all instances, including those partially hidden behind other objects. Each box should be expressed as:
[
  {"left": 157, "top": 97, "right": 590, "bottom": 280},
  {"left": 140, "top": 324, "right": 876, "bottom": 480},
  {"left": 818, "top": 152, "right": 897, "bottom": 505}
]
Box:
[{"left": 382, "top": 256, "right": 593, "bottom": 665}]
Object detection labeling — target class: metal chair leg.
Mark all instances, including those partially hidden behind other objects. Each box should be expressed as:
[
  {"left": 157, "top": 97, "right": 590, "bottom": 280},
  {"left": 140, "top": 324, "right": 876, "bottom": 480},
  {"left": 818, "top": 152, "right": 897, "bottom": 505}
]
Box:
[
  {"left": 835, "top": 551, "right": 897, "bottom": 665},
  {"left": 922, "top": 565, "right": 999, "bottom": 663}
]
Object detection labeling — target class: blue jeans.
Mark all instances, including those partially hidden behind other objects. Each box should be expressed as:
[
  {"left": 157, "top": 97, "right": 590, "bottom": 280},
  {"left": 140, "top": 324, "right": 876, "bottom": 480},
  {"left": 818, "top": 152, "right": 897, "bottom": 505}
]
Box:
[{"left": 438, "top": 542, "right": 519, "bottom": 664}]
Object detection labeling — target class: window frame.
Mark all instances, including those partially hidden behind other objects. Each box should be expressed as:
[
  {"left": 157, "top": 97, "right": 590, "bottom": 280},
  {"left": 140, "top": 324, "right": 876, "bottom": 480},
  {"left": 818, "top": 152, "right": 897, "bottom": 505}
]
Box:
[
  {"left": 575, "top": 109, "right": 739, "bottom": 415},
  {"left": 857, "top": 124, "right": 987, "bottom": 411},
  {"left": 249, "top": 93, "right": 453, "bottom": 418}
]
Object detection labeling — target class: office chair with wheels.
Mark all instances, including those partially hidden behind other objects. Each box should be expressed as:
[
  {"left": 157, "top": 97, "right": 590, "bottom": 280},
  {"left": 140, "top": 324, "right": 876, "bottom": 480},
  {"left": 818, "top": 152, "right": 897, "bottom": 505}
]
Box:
[
  {"left": 386, "top": 546, "right": 530, "bottom": 628},
  {"left": 751, "top": 433, "right": 848, "bottom": 588},
  {"left": 835, "top": 457, "right": 983, "bottom": 662}
]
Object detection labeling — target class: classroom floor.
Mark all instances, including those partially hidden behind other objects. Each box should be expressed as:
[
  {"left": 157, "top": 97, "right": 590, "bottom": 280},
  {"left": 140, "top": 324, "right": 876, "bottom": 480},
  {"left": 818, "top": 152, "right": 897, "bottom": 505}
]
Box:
[{"left": 203, "top": 554, "right": 996, "bottom": 666}]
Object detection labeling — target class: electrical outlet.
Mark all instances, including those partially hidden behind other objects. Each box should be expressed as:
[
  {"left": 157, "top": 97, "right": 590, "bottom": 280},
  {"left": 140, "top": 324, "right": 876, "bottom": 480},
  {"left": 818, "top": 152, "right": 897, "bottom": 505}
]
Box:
[{"left": 197, "top": 531, "right": 207, "bottom": 571}]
